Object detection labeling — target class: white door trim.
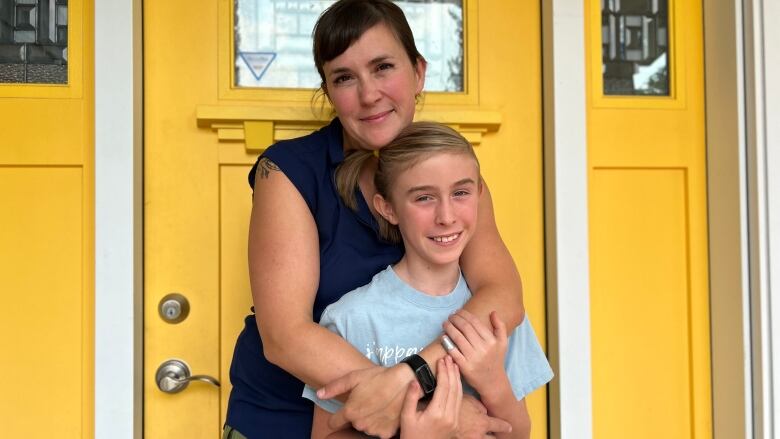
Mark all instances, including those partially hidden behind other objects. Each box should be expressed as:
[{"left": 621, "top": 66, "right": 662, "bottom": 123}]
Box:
[
  {"left": 542, "top": 1, "right": 593, "bottom": 438},
  {"left": 94, "top": 0, "right": 143, "bottom": 437},
  {"left": 745, "top": 0, "right": 780, "bottom": 436}
]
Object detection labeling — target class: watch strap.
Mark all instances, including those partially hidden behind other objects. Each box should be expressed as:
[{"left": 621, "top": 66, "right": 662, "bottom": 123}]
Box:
[{"left": 401, "top": 354, "right": 436, "bottom": 400}]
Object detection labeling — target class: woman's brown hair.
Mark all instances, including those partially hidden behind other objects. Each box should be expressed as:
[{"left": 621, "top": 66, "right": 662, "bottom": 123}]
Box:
[{"left": 312, "top": 0, "right": 424, "bottom": 89}]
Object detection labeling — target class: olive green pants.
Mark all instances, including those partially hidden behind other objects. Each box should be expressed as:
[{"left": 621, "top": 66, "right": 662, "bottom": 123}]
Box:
[{"left": 222, "top": 425, "right": 248, "bottom": 439}]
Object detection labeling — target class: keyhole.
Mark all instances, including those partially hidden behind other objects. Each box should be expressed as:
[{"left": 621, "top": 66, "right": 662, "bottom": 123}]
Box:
[{"left": 158, "top": 293, "right": 189, "bottom": 323}]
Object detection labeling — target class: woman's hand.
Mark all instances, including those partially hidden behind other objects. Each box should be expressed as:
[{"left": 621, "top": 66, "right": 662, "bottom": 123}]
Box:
[
  {"left": 400, "top": 357, "right": 462, "bottom": 439},
  {"left": 455, "top": 394, "right": 512, "bottom": 438},
  {"left": 318, "top": 364, "right": 415, "bottom": 438},
  {"left": 443, "top": 310, "right": 508, "bottom": 394}
]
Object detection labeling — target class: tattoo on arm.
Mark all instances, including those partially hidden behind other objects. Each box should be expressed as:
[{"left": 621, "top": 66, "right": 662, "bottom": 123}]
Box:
[{"left": 258, "top": 157, "right": 281, "bottom": 179}]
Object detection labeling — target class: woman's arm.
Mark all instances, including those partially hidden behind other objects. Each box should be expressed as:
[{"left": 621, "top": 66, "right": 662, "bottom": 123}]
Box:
[
  {"left": 249, "top": 158, "right": 375, "bottom": 386},
  {"left": 313, "top": 359, "right": 463, "bottom": 439},
  {"left": 253, "top": 159, "right": 420, "bottom": 437},
  {"left": 313, "top": 406, "right": 365, "bottom": 439},
  {"left": 459, "top": 180, "right": 525, "bottom": 329}
]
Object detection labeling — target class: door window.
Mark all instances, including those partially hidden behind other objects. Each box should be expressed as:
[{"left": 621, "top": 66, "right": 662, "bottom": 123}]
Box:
[
  {"left": 601, "top": 0, "right": 668, "bottom": 96},
  {"left": 0, "top": 0, "right": 68, "bottom": 84},
  {"left": 233, "top": 0, "right": 464, "bottom": 92}
]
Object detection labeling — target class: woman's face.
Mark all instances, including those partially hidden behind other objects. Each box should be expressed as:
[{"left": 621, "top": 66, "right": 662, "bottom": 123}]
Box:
[{"left": 323, "top": 23, "right": 426, "bottom": 151}]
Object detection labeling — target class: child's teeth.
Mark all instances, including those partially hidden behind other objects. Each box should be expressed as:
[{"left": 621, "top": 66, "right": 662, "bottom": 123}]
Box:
[{"left": 434, "top": 233, "right": 459, "bottom": 243}]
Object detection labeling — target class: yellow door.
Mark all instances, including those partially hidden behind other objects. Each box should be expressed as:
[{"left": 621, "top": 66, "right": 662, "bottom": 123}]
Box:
[
  {"left": 0, "top": 1, "right": 94, "bottom": 437},
  {"left": 586, "top": 1, "right": 711, "bottom": 437},
  {"left": 144, "top": 1, "right": 548, "bottom": 437}
]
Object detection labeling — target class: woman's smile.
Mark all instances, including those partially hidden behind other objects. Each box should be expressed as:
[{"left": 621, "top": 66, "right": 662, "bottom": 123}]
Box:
[{"left": 360, "top": 109, "right": 394, "bottom": 122}]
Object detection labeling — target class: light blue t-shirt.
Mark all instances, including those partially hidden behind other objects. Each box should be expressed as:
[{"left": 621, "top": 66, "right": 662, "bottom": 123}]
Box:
[{"left": 303, "top": 266, "right": 554, "bottom": 413}]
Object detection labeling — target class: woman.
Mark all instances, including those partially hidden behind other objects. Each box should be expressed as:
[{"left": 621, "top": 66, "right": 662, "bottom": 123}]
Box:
[{"left": 224, "top": 1, "right": 526, "bottom": 438}]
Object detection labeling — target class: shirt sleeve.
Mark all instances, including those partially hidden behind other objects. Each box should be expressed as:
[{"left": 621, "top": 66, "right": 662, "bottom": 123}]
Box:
[{"left": 504, "top": 315, "right": 555, "bottom": 400}]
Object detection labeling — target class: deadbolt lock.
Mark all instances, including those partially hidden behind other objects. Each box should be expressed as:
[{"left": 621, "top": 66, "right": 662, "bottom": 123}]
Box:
[{"left": 158, "top": 293, "right": 190, "bottom": 323}]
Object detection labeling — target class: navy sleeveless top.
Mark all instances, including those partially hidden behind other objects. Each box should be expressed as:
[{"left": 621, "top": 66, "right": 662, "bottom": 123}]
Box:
[{"left": 225, "top": 118, "right": 404, "bottom": 438}]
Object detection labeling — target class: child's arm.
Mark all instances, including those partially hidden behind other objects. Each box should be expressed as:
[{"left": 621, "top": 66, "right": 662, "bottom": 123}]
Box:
[{"left": 443, "top": 310, "right": 531, "bottom": 439}]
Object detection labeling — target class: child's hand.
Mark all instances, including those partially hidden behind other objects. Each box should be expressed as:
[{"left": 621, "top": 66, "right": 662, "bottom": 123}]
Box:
[
  {"left": 400, "top": 357, "right": 462, "bottom": 439},
  {"left": 442, "top": 310, "right": 508, "bottom": 394}
]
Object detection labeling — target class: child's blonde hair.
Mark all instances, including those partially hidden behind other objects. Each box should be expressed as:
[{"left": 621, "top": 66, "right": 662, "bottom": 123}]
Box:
[{"left": 336, "top": 122, "right": 480, "bottom": 243}]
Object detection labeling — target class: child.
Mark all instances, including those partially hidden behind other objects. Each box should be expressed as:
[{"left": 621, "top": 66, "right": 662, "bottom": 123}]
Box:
[{"left": 303, "top": 122, "right": 553, "bottom": 438}]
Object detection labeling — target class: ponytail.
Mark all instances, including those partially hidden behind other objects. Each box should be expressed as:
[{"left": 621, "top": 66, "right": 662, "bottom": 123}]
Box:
[
  {"left": 335, "top": 148, "right": 402, "bottom": 243},
  {"left": 335, "top": 148, "right": 374, "bottom": 211}
]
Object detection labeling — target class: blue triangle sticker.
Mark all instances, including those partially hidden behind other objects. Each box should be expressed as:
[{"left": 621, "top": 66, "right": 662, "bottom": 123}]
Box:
[{"left": 239, "top": 52, "right": 277, "bottom": 81}]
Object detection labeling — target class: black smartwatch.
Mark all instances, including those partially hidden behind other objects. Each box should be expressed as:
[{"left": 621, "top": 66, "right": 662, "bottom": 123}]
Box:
[{"left": 400, "top": 354, "right": 436, "bottom": 400}]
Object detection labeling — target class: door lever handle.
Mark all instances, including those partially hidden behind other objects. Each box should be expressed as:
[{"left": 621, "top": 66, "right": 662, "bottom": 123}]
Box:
[{"left": 155, "top": 359, "right": 220, "bottom": 394}]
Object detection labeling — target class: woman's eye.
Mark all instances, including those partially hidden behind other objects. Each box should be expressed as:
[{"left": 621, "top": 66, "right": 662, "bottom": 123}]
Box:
[
  {"left": 333, "top": 74, "right": 353, "bottom": 85},
  {"left": 377, "top": 62, "right": 394, "bottom": 71}
]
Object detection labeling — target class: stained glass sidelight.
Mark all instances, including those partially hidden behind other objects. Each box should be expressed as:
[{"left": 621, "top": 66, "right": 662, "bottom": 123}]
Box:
[
  {"left": 602, "top": 0, "right": 668, "bottom": 96},
  {"left": 0, "top": 0, "right": 68, "bottom": 84},
  {"left": 234, "top": 0, "right": 464, "bottom": 92}
]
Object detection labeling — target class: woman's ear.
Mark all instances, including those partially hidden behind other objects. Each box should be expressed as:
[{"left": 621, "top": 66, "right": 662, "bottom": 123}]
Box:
[
  {"left": 373, "top": 194, "right": 399, "bottom": 225},
  {"left": 414, "top": 57, "right": 427, "bottom": 95}
]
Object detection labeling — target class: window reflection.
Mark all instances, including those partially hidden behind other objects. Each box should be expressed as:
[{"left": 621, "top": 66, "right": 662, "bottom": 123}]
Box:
[
  {"left": 0, "top": 0, "right": 68, "bottom": 84},
  {"left": 234, "top": 0, "right": 464, "bottom": 92},
  {"left": 601, "top": 0, "right": 668, "bottom": 96}
]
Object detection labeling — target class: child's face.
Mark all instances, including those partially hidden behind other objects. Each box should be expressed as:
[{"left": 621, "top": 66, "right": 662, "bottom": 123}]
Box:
[{"left": 382, "top": 152, "right": 480, "bottom": 269}]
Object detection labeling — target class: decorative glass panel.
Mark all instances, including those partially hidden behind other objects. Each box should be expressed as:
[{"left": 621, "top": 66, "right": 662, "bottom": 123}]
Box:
[
  {"left": 0, "top": 0, "right": 67, "bottom": 84},
  {"left": 602, "top": 0, "right": 668, "bottom": 96},
  {"left": 234, "top": 0, "right": 464, "bottom": 92}
]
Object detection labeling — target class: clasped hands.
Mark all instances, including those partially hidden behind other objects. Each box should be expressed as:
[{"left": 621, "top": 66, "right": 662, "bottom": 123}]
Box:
[{"left": 316, "top": 310, "right": 510, "bottom": 439}]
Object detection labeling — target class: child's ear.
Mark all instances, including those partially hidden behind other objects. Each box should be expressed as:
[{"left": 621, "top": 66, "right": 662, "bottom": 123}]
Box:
[{"left": 373, "top": 194, "right": 399, "bottom": 225}]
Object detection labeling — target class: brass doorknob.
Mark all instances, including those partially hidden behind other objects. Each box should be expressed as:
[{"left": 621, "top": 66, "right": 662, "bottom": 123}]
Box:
[{"left": 155, "top": 359, "right": 220, "bottom": 393}]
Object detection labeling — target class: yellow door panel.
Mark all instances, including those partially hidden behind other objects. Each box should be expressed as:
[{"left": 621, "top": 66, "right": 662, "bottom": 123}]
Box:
[
  {"left": 0, "top": 1, "right": 94, "bottom": 437},
  {"left": 586, "top": 0, "right": 711, "bottom": 437},
  {"left": 0, "top": 100, "right": 86, "bottom": 165},
  {"left": 0, "top": 168, "right": 85, "bottom": 438},
  {"left": 591, "top": 169, "right": 694, "bottom": 438},
  {"left": 145, "top": 1, "right": 547, "bottom": 437}
]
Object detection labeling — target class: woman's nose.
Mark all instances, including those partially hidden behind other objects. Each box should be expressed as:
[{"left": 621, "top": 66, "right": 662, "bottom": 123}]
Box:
[{"left": 358, "top": 78, "right": 382, "bottom": 105}]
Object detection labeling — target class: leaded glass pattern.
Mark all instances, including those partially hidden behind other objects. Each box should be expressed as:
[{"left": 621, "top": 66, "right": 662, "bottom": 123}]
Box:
[
  {"left": 0, "top": 0, "right": 68, "bottom": 84},
  {"left": 602, "top": 0, "right": 668, "bottom": 96},
  {"left": 234, "top": 0, "right": 464, "bottom": 92}
]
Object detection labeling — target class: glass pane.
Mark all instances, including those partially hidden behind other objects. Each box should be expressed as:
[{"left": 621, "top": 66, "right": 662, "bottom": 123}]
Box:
[
  {"left": 0, "top": 0, "right": 68, "bottom": 84},
  {"left": 234, "top": 0, "right": 464, "bottom": 92},
  {"left": 601, "top": 0, "right": 668, "bottom": 96}
]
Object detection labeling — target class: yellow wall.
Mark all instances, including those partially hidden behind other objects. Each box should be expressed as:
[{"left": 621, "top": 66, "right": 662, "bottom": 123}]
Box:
[{"left": 0, "top": 1, "right": 94, "bottom": 437}]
